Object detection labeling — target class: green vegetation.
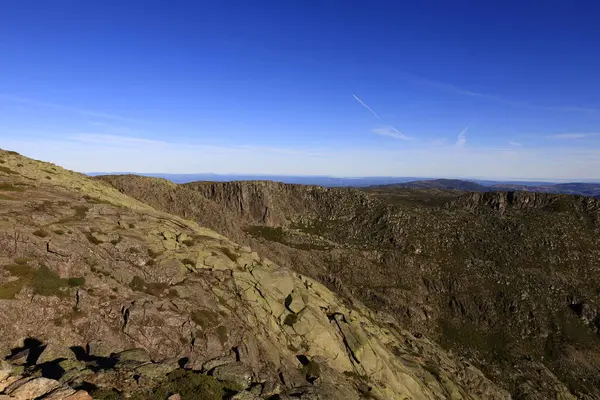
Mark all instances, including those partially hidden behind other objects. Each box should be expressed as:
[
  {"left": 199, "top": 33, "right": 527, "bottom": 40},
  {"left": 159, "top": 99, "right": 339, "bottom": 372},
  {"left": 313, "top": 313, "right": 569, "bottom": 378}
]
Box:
[
  {"left": 244, "top": 225, "right": 284, "bottom": 242},
  {"left": 0, "top": 280, "right": 26, "bottom": 299},
  {"left": 13, "top": 257, "right": 31, "bottom": 265},
  {"left": 131, "top": 369, "right": 225, "bottom": 400},
  {"left": 244, "top": 225, "right": 327, "bottom": 250},
  {"left": 90, "top": 388, "right": 122, "bottom": 400},
  {"left": 0, "top": 263, "right": 85, "bottom": 299},
  {"left": 67, "top": 277, "right": 85, "bottom": 287}
]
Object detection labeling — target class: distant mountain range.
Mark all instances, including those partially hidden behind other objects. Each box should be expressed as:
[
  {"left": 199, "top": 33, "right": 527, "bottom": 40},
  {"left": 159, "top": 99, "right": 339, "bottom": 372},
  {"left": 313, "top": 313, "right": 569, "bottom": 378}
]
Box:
[
  {"left": 86, "top": 173, "right": 425, "bottom": 186},
  {"left": 86, "top": 173, "right": 600, "bottom": 197},
  {"left": 376, "top": 178, "right": 600, "bottom": 198}
]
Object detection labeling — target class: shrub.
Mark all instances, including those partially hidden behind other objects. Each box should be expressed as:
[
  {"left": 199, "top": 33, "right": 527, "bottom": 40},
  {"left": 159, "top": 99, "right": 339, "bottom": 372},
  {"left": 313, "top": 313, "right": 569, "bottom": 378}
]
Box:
[
  {"left": 31, "top": 265, "right": 68, "bottom": 296},
  {"left": 67, "top": 277, "right": 85, "bottom": 287},
  {"left": 152, "top": 369, "right": 224, "bottom": 400}
]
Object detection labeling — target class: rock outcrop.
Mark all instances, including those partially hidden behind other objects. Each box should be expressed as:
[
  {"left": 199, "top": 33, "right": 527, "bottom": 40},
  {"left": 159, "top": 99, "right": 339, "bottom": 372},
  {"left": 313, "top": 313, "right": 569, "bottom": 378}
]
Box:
[
  {"left": 99, "top": 169, "right": 600, "bottom": 399},
  {"left": 0, "top": 149, "right": 512, "bottom": 399}
]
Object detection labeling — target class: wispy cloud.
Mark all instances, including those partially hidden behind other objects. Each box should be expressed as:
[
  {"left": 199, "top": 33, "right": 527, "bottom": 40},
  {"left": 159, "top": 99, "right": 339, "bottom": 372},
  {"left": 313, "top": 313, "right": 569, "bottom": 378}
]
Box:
[
  {"left": 455, "top": 127, "right": 468, "bottom": 147},
  {"left": 508, "top": 141, "right": 522, "bottom": 147},
  {"left": 352, "top": 94, "right": 409, "bottom": 140},
  {"left": 371, "top": 126, "right": 409, "bottom": 140},
  {"left": 70, "top": 134, "right": 166, "bottom": 146},
  {"left": 546, "top": 133, "right": 590, "bottom": 139},
  {"left": 405, "top": 74, "right": 600, "bottom": 115},
  {"left": 0, "top": 93, "right": 145, "bottom": 123}
]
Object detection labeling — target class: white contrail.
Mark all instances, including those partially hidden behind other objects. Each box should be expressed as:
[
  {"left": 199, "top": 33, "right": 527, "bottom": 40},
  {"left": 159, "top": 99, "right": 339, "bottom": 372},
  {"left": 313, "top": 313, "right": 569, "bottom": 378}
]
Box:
[
  {"left": 352, "top": 94, "right": 409, "bottom": 140},
  {"left": 352, "top": 94, "right": 384, "bottom": 122}
]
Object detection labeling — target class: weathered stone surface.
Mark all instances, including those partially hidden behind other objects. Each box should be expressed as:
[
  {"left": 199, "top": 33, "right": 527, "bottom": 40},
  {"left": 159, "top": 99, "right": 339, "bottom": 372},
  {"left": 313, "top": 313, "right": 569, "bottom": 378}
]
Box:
[
  {"left": 114, "top": 348, "right": 152, "bottom": 363},
  {"left": 42, "top": 386, "right": 77, "bottom": 399},
  {"left": 6, "top": 377, "right": 59, "bottom": 399},
  {"left": 0, "top": 149, "right": 515, "bottom": 399},
  {"left": 212, "top": 362, "right": 253, "bottom": 390},
  {"left": 134, "top": 362, "right": 176, "bottom": 379},
  {"left": 64, "top": 390, "right": 93, "bottom": 400},
  {"left": 37, "top": 343, "right": 74, "bottom": 364}
]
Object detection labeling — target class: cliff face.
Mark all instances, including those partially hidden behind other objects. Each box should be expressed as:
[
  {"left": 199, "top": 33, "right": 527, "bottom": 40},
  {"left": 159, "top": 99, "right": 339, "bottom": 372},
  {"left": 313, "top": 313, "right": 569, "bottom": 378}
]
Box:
[
  {"left": 0, "top": 149, "right": 514, "bottom": 399},
  {"left": 451, "top": 190, "right": 600, "bottom": 213},
  {"left": 98, "top": 173, "right": 600, "bottom": 399}
]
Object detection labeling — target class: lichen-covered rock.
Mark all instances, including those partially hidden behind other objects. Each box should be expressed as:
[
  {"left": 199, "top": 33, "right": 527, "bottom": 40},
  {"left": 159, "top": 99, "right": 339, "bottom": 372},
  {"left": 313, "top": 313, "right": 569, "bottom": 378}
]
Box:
[
  {"left": 6, "top": 377, "right": 59, "bottom": 399},
  {"left": 0, "top": 149, "right": 515, "bottom": 399},
  {"left": 212, "top": 362, "right": 253, "bottom": 390}
]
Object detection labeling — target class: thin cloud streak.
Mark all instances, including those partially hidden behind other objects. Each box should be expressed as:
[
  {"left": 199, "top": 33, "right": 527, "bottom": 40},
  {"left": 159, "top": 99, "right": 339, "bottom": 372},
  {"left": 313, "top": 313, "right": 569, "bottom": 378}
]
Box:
[
  {"left": 405, "top": 74, "right": 600, "bottom": 114},
  {"left": 455, "top": 127, "right": 468, "bottom": 147},
  {"left": 372, "top": 126, "right": 409, "bottom": 140},
  {"left": 70, "top": 134, "right": 166, "bottom": 146},
  {"left": 0, "top": 93, "right": 146, "bottom": 123},
  {"left": 508, "top": 141, "right": 522, "bottom": 147},
  {"left": 352, "top": 94, "right": 384, "bottom": 121},
  {"left": 547, "top": 133, "right": 589, "bottom": 139},
  {"left": 352, "top": 94, "right": 409, "bottom": 140}
]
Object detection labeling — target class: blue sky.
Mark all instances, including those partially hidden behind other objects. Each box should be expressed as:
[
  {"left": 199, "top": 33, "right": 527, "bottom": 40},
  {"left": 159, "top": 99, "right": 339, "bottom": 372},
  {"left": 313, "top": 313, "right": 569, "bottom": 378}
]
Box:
[{"left": 1, "top": 0, "right": 599, "bottom": 179}]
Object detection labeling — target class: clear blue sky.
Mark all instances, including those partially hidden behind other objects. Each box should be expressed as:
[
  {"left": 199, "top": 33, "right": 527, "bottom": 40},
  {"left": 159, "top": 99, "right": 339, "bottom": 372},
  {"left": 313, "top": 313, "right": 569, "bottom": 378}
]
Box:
[{"left": 1, "top": 0, "right": 599, "bottom": 179}]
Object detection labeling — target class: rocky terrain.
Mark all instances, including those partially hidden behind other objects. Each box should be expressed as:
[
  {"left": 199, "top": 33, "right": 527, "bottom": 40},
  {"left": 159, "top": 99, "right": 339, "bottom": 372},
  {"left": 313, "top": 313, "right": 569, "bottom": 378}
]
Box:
[
  {"left": 0, "top": 148, "right": 515, "bottom": 399},
  {"left": 98, "top": 177, "right": 600, "bottom": 399},
  {"left": 371, "top": 179, "right": 600, "bottom": 198}
]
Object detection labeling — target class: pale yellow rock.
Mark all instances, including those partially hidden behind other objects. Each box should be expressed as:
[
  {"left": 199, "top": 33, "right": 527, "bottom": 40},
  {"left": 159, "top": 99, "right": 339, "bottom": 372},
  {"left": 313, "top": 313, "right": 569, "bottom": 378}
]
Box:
[{"left": 7, "top": 377, "right": 59, "bottom": 400}]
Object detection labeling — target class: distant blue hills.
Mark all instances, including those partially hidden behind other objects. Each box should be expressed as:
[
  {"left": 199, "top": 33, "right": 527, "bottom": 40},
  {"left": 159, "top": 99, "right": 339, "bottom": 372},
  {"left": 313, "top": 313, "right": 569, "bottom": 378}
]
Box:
[{"left": 87, "top": 173, "right": 600, "bottom": 197}]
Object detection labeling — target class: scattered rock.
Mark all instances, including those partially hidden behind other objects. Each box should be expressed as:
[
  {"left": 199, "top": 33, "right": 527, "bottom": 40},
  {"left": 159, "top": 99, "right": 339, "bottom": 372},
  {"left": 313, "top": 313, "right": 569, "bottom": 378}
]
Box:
[
  {"left": 6, "top": 377, "right": 59, "bottom": 400},
  {"left": 114, "top": 348, "right": 151, "bottom": 363},
  {"left": 212, "top": 362, "right": 253, "bottom": 390},
  {"left": 134, "top": 362, "right": 176, "bottom": 379}
]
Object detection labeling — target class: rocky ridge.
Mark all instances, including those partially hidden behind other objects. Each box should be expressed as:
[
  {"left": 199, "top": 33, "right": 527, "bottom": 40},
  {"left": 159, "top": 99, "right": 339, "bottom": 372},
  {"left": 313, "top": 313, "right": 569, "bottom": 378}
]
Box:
[
  {"left": 0, "top": 149, "right": 512, "bottom": 399},
  {"left": 99, "top": 176, "right": 600, "bottom": 399}
]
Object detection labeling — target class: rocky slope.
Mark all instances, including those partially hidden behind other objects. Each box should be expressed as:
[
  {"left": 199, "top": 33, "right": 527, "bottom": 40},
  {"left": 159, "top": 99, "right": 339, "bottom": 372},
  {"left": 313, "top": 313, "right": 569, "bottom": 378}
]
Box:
[
  {"left": 98, "top": 177, "right": 600, "bottom": 399},
  {"left": 0, "top": 149, "right": 513, "bottom": 399}
]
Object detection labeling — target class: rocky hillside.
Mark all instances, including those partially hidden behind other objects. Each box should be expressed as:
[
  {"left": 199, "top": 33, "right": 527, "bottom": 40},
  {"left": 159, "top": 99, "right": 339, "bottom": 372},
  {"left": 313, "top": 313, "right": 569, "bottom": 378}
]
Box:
[
  {"left": 0, "top": 148, "right": 514, "bottom": 399},
  {"left": 99, "top": 176, "right": 600, "bottom": 399}
]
